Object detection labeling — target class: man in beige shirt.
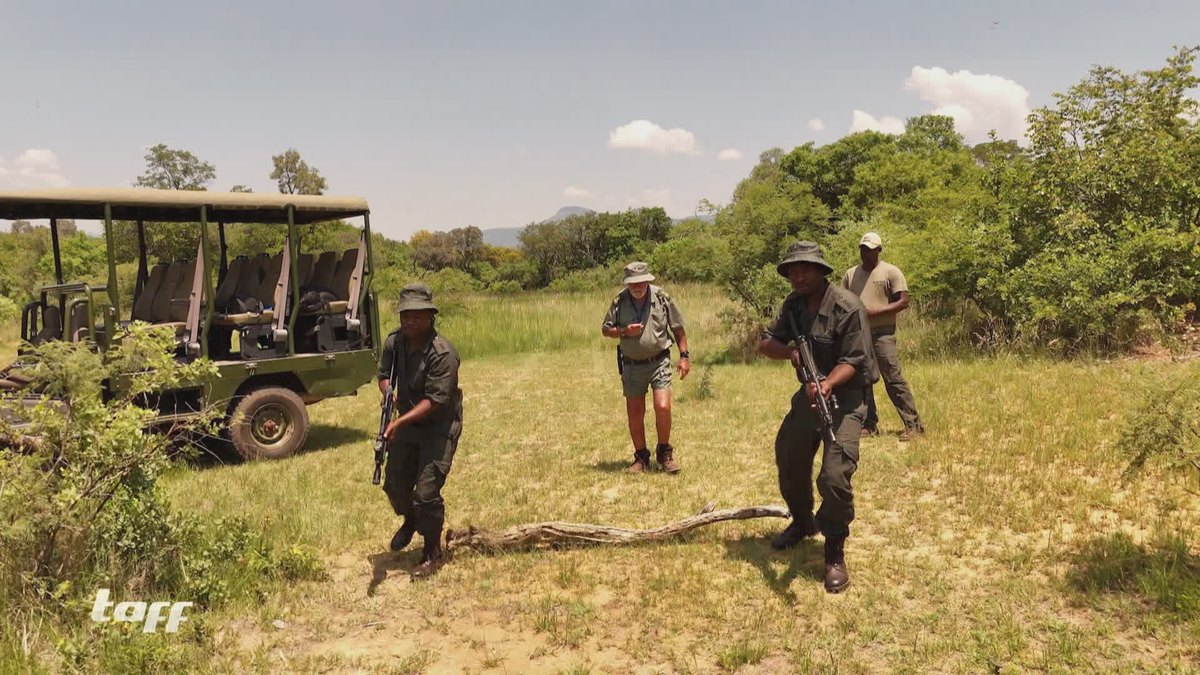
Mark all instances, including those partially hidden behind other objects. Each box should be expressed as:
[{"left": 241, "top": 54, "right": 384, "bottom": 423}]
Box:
[{"left": 841, "top": 233, "right": 924, "bottom": 441}]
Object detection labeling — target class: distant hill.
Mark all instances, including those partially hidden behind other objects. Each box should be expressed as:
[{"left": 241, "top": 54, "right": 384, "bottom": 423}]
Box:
[
  {"left": 479, "top": 227, "right": 525, "bottom": 248},
  {"left": 544, "top": 206, "right": 594, "bottom": 222},
  {"left": 480, "top": 206, "right": 593, "bottom": 247},
  {"left": 479, "top": 206, "right": 709, "bottom": 248}
]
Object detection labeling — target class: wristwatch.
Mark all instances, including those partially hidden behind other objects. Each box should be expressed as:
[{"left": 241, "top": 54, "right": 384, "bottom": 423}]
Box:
[{"left": 679, "top": 351, "right": 690, "bottom": 359}]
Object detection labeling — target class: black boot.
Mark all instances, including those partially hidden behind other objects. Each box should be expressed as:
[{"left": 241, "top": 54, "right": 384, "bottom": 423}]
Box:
[
  {"left": 390, "top": 518, "right": 415, "bottom": 552},
  {"left": 411, "top": 534, "right": 447, "bottom": 579},
  {"left": 628, "top": 448, "right": 651, "bottom": 473},
  {"left": 771, "top": 512, "right": 818, "bottom": 550},
  {"left": 824, "top": 537, "right": 850, "bottom": 593}
]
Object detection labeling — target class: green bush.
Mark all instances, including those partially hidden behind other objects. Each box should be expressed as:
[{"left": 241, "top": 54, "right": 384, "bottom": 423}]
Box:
[
  {"left": 488, "top": 279, "right": 524, "bottom": 294},
  {"left": 0, "top": 295, "right": 18, "bottom": 324},
  {"left": 650, "top": 236, "right": 732, "bottom": 283},
  {"left": 425, "top": 268, "right": 482, "bottom": 295},
  {"left": 0, "top": 326, "right": 325, "bottom": 672},
  {"left": 547, "top": 265, "right": 623, "bottom": 293}
]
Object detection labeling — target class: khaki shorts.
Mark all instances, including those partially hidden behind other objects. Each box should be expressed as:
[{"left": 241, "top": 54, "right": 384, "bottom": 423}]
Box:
[{"left": 621, "top": 354, "right": 672, "bottom": 398}]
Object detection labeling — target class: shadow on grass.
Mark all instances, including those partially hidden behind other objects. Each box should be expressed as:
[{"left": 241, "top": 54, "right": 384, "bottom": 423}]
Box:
[
  {"left": 180, "top": 423, "right": 372, "bottom": 470},
  {"left": 590, "top": 460, "right": 634, "bottom": 473},
  {"left": 1068, "top": 532, "right": 1200, "bottom": 619},
  {"left": 367, "top": 550, "right": 421, "bottom": 596},
  {"left": 723, "top": 535, "right": 824, "bottom": 605},
  {"left": 303, "top": 423, "right": 373, "bottom": 454}
]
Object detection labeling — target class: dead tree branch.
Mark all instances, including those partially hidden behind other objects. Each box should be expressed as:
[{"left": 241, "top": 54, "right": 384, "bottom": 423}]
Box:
[{"left": 445, "top": 501, "right": 790, "bottom": 553}]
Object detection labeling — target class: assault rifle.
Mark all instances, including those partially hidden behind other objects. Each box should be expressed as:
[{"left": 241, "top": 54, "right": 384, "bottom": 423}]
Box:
[
  {"left": 786, "top": 311, "right": 839, "bottom": 446},
  {"left": 373, "top": 348, "right": 400, "bottom": 485},
  {"left": 795, "top": 337, "right": 838, "bottom": 447}
]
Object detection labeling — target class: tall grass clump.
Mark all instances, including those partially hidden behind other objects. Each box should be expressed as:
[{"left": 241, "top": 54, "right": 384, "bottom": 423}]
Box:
[{"left": 379, "top": 284, "right": 730, "bottom": 361}]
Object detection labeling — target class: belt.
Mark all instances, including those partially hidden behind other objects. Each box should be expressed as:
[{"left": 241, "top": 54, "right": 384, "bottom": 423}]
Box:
[{"left": 621, "top": 348, "right": 671, "bottom": 365}]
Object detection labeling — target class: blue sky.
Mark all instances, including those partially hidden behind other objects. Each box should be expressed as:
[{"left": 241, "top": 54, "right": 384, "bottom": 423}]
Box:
[{"left": 2, "top": 1, "right": 1197, "bottom": 239}]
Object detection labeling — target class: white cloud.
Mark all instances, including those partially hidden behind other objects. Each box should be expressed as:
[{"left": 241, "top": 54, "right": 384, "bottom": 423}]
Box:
[
  {"left": 3, "top": 148, "right": 69, "bottom": 188},
  {"left": 563, "top": 186, "right": 592, "bottom": 198},
  {"left": 717, "top": 148, "right": 742, "bottom": 161},
  {"left": 904, "top": 66, "right": 1030, "bottom": 141},
  {"left": 807, "top": 118, "right": 826, "bottom": 132},
  {"left": 608, "top": 120, "right": 699, "bottom": 155},
  {"left": 850, "top": 110, "right": 905, "bottom": 135}
]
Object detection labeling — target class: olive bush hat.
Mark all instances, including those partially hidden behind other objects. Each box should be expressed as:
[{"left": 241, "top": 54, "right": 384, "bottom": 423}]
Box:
[
  {"left": 623, "top": 261, "right": 655, "bottom": 284},
  {"left": 396, "top": 283, "right": 438, "bottom": 313},
  {"left": 776, "top": 241, "right": 834, "bottom": 277}
]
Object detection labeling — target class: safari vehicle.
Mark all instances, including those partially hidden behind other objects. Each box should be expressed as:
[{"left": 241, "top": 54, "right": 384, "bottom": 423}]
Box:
[{"left": 0, "top": 188, "right": 383, "bottom": 459}]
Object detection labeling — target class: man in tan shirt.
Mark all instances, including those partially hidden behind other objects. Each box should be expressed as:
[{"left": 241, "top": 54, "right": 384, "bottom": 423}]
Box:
[{"left": 841, "top": 233, "right": 925, "bottom": 441}]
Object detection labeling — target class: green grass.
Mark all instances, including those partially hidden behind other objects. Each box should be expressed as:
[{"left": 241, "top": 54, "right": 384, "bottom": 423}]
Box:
[
  {"left": 152, "top": 346, "right": 1200, "bottom": 674},
  {"left": 6, "top": 288, "right": 1200, "bottom": 674},
  {"left": 384, "top": 283, "right": 730, "bottom": 361}
]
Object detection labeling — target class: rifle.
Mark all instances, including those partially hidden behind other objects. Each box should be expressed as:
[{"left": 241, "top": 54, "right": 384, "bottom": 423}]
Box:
[
  {"left": 787, "top": 311, "right": 839, "bottom": 446},
  {"left": 373, "top": 343, "right": 400, "bottom": 485}
]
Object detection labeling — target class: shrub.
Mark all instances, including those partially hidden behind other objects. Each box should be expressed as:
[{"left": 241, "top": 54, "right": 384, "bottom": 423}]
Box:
[
  {"left": 488, "top": 279, "right": 524, "bottom": 294},
  {"left": 650, "top": 236, "right": 732, "bottom": 283},
  {"left": 547, "top": 265, "right": 623, "bottom": 293},
  {"left": 0, "top": 325, "right": 324, "bottom": 671}
]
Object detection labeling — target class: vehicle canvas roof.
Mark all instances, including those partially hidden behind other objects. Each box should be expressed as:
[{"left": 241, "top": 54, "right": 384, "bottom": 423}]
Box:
[{"left": 0, "top": 188, "right": 370, "bottom": 224}]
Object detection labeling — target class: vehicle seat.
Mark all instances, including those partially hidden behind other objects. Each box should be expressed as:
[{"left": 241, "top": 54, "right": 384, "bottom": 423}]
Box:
[
  {"left": 131, "top": 262, "right": 169, "bottom": 323},
  {"left": 30, "top": 305, "right": 63, "bottom": 345}
]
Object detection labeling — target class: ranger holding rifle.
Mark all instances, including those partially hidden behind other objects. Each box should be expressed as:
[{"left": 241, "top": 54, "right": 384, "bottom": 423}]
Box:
[
  {"left": 759, "top": 242, "right": 877, "bottom": 593},
  {"left": 376, "top": 283, "right": 463, "bottom": 579}
]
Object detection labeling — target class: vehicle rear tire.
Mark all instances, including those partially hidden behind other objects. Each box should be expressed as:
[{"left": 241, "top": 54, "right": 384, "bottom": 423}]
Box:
[{"left": 229, "top": 387, "right": 310, "bottom": 461}]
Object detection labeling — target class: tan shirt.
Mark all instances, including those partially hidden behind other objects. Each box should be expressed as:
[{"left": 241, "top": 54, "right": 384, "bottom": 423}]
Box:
[
  {"left": 842, "top": 261, "right": 908, "bottom": 330},
  {"left": 601, "top": 285, "right": 685, "bottom": 360}
]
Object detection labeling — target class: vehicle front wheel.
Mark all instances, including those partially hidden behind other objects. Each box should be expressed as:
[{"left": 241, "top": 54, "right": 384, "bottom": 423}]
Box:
[{"left": 229, "top": 387, "right": 310, "bottom": 461}]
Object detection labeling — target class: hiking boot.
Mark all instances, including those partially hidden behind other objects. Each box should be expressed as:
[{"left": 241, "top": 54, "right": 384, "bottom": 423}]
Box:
[
  {"left": 898, "top": 427, "right": 924, "bottom": 442},
  {"left": 411, "top": 539, "right": 447, "bottom": 580},
  {"left": 824, "top": 537, "right": 850, "bottom": 593},
  {"left": 390, "top": 519, "right": 415, "bottom": 552},
  {"left": 771, "top": 512, "right": 818, "bottom": 550},
  {"left": 655, "top": 443, "right": 681, "bottom": 474},
  {"left": 861, "top": 426, "right": 879, "bottom": 438},
  {"left": 628, "top": 448, "right": 651, "bottom": 473}
]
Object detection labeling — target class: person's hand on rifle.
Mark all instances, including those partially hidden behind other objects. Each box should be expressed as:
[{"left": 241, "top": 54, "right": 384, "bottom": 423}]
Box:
[
  {"left": 623, "top": 323, "right": 644, "bottom": 337},
  {"left": 805, "top": 380, "right": 833, "bottom": 407},
  {"left": 384, "top": 417, "right": 406, "bottom": 441}
]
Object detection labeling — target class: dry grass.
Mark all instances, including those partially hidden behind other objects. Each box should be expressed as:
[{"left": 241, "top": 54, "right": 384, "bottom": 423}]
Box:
[
  {"left": 4, "top": 288, "right": 1198, "bottom": 673},
  {"left": 161, "top": 344, "right": 1200, "bottom": 674}
]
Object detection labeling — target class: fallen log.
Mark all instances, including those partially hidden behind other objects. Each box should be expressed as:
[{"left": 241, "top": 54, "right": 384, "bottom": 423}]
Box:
[{"left": 445, "top": 501, "right": 791, "bottom": 553}]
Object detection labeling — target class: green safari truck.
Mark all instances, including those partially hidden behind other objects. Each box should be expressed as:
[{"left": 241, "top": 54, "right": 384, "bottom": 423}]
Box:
[{"left": 0, "top": 188, "right": 384, "bottom": 460}]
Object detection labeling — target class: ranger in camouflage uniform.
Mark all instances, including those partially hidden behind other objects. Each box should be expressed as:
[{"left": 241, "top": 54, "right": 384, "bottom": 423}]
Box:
[
  {"left": 601, "top": 262, "right": 690, "bottom": 473},
  {"left": 759, "top": 242, "right": 877, "bottom": 593},
  {"left": 378, "top": 283, "right": 463, "bottom": 579}
]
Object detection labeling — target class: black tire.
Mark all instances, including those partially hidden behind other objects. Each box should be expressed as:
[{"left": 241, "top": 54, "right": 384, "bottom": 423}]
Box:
[{"left": 229, "top": 387, "right": 310, "bottom": 461}]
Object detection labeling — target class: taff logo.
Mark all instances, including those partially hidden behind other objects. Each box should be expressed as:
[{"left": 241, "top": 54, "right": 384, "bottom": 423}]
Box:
[{"left": 90, "top": 589, "right": 193, "bottom": 633}]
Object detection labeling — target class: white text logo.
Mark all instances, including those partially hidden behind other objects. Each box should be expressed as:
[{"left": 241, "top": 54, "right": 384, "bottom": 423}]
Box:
[{"left": 90, "top": 589, "right": 192, "bottom": 633}]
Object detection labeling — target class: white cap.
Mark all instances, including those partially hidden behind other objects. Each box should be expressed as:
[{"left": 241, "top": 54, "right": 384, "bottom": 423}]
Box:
[{"left": 859, "top": 232, "right": 882, "bottom": 249}]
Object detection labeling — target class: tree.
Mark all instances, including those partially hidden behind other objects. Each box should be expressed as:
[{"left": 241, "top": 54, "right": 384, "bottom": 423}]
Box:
[
  {"left": 10, "top": 220, "right": 33, "bottom": 234},
  {"left": 411, "top": 230, "right": 456, "bottom": 272},
  {"left": 134, "top": 144, "right": 216, "bottom": 191},
  {"left": 270, "top": 149, "right": 328, "bottom": 195},
  {"left": 230, "top": 185, "right": 253, "bottom": 193},
  {"left": 448, "top": 226, "right": 484, "bottom": 269}
]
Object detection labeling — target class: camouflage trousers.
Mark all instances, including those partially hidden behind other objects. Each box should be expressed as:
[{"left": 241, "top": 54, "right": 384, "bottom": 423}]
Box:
[
  {"left": 774, "top": 386, "right": 867, "bottom": 539},
  {"left": 865, "top": 326, "right": 923, "bottom": 432},
  {"left": 383, "top": 433, "right": 458, "bottom": 537}
]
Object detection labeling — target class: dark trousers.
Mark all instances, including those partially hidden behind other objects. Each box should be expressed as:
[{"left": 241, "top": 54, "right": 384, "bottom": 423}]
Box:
[
  {"left": 774, "top": 387, "right": 867, "bottom": 539},
  {"left": 865, "top": 326, "right": 923, "bottom": 431},
  {"left": 383, "top": 433, "right": 458, "bottom": 538}
]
